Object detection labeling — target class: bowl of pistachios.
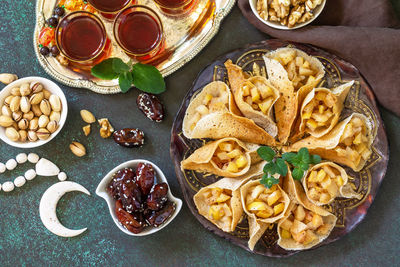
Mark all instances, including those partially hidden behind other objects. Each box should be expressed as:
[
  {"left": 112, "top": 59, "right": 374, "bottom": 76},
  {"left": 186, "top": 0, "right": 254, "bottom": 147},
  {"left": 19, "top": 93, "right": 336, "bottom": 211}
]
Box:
[{"left": 0, "top": 76, "right": 68, "bottom": 148}]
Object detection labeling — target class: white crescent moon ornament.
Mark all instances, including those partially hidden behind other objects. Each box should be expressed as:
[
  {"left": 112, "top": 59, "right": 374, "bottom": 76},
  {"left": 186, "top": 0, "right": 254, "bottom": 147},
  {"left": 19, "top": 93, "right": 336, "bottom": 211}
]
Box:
[{"left": 39, "top": 181, "right": 91, "bottom": 237}]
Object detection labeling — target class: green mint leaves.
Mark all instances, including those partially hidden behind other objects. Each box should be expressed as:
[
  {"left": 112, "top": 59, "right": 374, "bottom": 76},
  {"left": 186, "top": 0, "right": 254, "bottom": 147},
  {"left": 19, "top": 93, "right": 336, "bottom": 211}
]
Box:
[
  {"left": 91, "top": 58, "right": 166, "bottom": 94},
  {"left": 257, "top": 146, "right": 322, "bottom": 188}
]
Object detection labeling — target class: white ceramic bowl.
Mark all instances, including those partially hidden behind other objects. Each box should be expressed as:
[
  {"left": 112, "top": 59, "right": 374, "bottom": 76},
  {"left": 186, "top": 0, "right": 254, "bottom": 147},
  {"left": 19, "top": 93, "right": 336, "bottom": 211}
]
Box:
[
  {"left": 96, "top": 159, "right": 183, "bottom": 236},
  {"left": 0, "top": 76, "right": 68, "bottom": 148},
  {"left": 249, "top": 0, "right": 326, "bottom": 30}
]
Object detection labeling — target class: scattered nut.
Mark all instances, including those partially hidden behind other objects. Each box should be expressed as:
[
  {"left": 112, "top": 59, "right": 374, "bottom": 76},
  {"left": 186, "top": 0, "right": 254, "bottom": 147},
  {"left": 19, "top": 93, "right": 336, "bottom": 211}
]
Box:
[
  {"left": 0, "top": 73, "right": 18, "bottom": 85},
  {"left": 98, "top": 118, "right": 114, "bottom": 138},
  {"left": 83, "top": 124, "right": 91, "bottom": 136},
  {"left": 80, "top": 109, "right": 96, "bottom": 124},
  {"left": 5, "top": 127, "right": 19, "bottom": 141},
  {"left": 0, "top": 115, "right": 14, "bottom": 127},
  {"left": 36, "top": 128, "right": 50, "bottom": 140},
  {"left": 70, "top": 142, "right": 86, "bottom": 157},
  {"left": 47, "top": 120, "right": 58, "bottom": 133}
]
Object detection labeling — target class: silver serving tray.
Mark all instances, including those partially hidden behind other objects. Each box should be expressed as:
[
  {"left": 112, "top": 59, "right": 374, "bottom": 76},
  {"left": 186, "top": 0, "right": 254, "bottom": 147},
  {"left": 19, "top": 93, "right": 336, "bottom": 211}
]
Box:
[{"left": 33, "top": 0, "right": 235, "bottom": 94}]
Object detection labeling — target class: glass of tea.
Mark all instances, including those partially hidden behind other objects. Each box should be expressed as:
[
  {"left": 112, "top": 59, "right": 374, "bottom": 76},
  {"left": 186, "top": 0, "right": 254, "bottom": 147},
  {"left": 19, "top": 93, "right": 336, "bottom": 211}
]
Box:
[
  {"left": 153, "top": 0, "right": 197, "bottom": 17},
  {"left": 113, "top": 6, "right": 164, "bottom": 61},
  {"left": 55, "top": 11, "right": 112, "bottom": 70},
  {"left": 87, "top": 0, "right": 134, "bottom": 20}
]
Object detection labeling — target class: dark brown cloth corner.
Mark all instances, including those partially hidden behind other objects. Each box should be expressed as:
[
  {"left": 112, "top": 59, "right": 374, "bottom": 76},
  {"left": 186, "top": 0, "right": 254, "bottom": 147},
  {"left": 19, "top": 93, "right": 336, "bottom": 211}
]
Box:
[{"left": 238, "top": 0, "right": 400, "bottom": 117}]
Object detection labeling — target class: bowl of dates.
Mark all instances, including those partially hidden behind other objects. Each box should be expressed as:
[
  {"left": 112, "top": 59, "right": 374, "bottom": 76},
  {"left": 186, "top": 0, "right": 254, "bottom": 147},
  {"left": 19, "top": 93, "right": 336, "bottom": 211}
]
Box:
[{"left": 96, "top": 160, "right": 182, "bottom": 236}]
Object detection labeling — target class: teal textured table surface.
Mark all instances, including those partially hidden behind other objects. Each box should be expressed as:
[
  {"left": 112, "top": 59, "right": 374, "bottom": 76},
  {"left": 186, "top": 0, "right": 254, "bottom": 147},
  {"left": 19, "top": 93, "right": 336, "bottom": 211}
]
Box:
[{"left": 1, "top": 0, "right": 399, "bottom": 266}]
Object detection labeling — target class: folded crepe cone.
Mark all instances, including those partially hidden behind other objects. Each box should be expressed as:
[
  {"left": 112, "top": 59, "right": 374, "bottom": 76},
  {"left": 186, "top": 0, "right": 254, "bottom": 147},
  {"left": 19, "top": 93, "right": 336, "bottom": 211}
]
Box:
[
  {"left": 224, "top": 60, "right": 280, "bottom": 137},
  {"left": 277, "top": 170, "right": 337, "bottom": 250},
  {"left": 240, "top": 179, "right": 290, "bottom": 250},
  {"left": 286, "top": 113, "right": 373, "bottom": 171},
  {"left": 303, "top": 162, "right": 362, "bottom": 206},
  {"left": 263, "top": 48, "right": 325, "bottom": 143},
  {"left": 182, "top": 81, "right": 276, "bottom": 146},
  {"left": 181, "top": 137, "right": 263, "bottom": 178}
]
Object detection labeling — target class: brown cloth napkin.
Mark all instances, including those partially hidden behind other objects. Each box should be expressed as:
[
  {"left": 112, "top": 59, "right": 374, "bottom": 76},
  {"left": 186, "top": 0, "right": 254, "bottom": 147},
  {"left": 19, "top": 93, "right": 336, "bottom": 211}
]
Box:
[{"left": 238, "top": 0, "right": 400, "bottom": 117}]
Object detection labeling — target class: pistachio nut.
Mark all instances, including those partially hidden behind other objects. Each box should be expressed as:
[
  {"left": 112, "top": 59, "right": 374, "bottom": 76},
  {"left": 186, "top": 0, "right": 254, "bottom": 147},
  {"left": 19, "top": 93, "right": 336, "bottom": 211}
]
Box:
[
  {"left": 4, "top": 95, "right": 13, "bottom": 107},
  {"left": 1, "top": 105, "right": 12, "bottom": 117},
  {"left": 40, "top": 99, "right": 51, "bottom": 116},
  {"left": 0, "top": 73, "right": 18, "bottom": 85},
  {"left": 43, "top": 89, "right": 51, "bottom": 99},
  {"left": 9, "top": 96, "right": 21, "bottom": 112},
  {"left": 30, "top": 82, "right": 43, "bottom": 94},
  {"left": 49, "top": 111, "right": 61, "bottom": 122},
  {"left": 70, "top": 142, "right": 86, "bottom": 157},
  {"left": 11, "top": 87, "right": 21, "bottom": 96},
  {"left": 0, "top": 115, "right": 14, "bottom": 127},
  {"left": 30, "top": 92, "right": 44, "bottom": 105},
  {"left": 31, "top": 104, "right": 42, "bottom": 117},
  {"left": 83, "top": 124, "right": 91, "bottom": 136},
  {"left": 38, "top": 115, "right": 50, "bottom": 128},
  {"left": 28, "top": 130, "right": 38, "bottom": 142},
  {"left": 37, "top": 128, "right": 50, "bottom": 140},
  {"left": 12, "top": 111, "right": 23, "bottom": 122},
  {"left": 80, "top": 110, "right": 96, "bottom": 124},
  {"left": 11, "top": 121, "right": 18, "bottom": 130},
  {"left": 20, "top": 96, "right": 31, "bottom": 113},
  {"left": 47, "top": 120, "right": 58, "bottom": 133},
  {"left": 23, "top": 111, "right": 34, "bottom": 121},
  {"left": 19, "top": 130, "right": 27, "bottom": 142},
  {"left": 49, "top": 95, "right": 61, "bottom": 112},
  {"left": 18, "top": 119, "right": 29, "bottom": 130},
  {"left": 5, "top": 127, "right": 19, "bottom": 142},
  {"left": 20, "top": 83, "right": 31, "bottom": 96},
  {"left": 29, "top": 117, "right": 39, "bottom": 131}
]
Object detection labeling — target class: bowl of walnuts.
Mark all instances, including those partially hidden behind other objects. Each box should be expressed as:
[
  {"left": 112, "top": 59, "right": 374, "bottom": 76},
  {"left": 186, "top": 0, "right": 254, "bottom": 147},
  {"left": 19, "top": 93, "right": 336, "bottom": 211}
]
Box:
[
  {"left": 0, "top": 76, "right": 68, "bottom": 148},
  {"left": 249, "top": 0, "right": 326, "bottom": 30}
]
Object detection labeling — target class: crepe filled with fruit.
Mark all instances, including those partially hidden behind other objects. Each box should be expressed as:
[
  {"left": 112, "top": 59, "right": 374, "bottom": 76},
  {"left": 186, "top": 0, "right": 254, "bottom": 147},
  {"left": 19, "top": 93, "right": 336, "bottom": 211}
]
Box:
[
  {"left": 298, "top": 81, "right": 353, "bottom": 138},
  {"left": 287, "top": 113, "right": 373, "bottom": 171},
  {"left": 181, "top": 138, "right": 262, "bottom": 178},
  {"left": 263, "top": 47, "right": 325, "bottom": 143},
  {"left": 303, "top": 162, "right": 361, "bottom": 206},
  {"left": 224, "top": 60, "right": 280, "bottom": 137},
  {"left": 193, "top": 178, "right": 246, "bottom": 232},
  {"left": 278, "top": 170, "right": 337, "bottom": 250},
  {"left": 240, "top": 180, "right": 290, "bottom": 250},
  {"left": 182, "top": 81, "right": 276, "bottom": 146}
]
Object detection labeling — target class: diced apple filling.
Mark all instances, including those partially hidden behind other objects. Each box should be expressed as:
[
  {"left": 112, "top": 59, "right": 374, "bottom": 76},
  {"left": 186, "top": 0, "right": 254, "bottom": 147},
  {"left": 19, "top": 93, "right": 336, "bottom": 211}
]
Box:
[
  {"left": 245, "top": 184, "right": 286, "bottom": 219},
  {"left": 241, "top": 81, "right": 276, "bottom": 115},
  {"left": 211, "top": 141, "right": 249, "bottom": 173},
  {"left": 274, "top": 52, "right": 318, "bottom": 90},
  {"left": 280, "top": 204, "right": 328, "bottom": 245},
  {"left": 190, "top": 92, "right": 229, "bottom": 130},
  {"left": 302, "top": 91, "right": 336, "bottom": 132},
  {"left": 334, "top": 117, "right": 372, "bottom": 166},
  {"left": 306, "top": 165, "right": 345, "bottom": 204},
  {"left": 205, "top": 188, "right": 233, "bottom": 226}
]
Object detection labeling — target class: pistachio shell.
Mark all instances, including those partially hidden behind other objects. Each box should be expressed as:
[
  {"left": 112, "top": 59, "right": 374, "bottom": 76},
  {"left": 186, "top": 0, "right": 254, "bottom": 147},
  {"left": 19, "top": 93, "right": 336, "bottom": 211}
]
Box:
[
  {"left": 47, "top": 120, "right": 58, "bottom": 133},
  {"left": 20, "top": 83, "right": 31, "bottom": 96},
  {"left": 0, "top": 73, "right": 18, "bottom": 85},
  {"left": 28, "top": 130, "right": 38, "bottom": 141},
  {"left": 49, "top": 111, "right": 61, "bottom": 122},
  {"left": 40, "top": 99, "right": 51, "bottom": 116},
  {"left": 70, "top": 142, "right": 86, "bottom": 157},
  {"left": 29, "top": 117, "right": 39, "bottom": 131},
  {"left": 37, "top": 128, "right": 50, "bottom": 140},
  {"left": 23, "top": 111, "right": 34, "bottom": 120},
  {"left": 38, "top": 115, "right": 50, "bottom": 128},
  {"left": 31, "top": 104, "right": 42, "bottom": 117},
  {"left": 5, "top": 127, "right": 19, "bottom": 141},
  {"left": 12, "top": 111, "right": 22, "bottom": 122},
  {"left": 30, "top": 82, "right": 43, "bottom": 93},
  {"left": 19, "top": 130, "right": 27, "bottom": 142},
  {"left": 20, "top": 96, "right": 31, "bottom": 113},
  {"left": 49, "top": 95, "right": 61, "bottom": 112},
  {"left": 4, "top": 95, "right": 13, "bottom": 107},
  {"left": 1, "top": 105, "right": 12, "bottom": 117},
  {"left": 18, "top": 118, "right": 29, "bottom": 130},
  {"left": 9, "top": 96, "right": 21, "bottom": 112},
  {"left": 43, "top": 89, "right": 51, "bottom": 99},
  {"left": 11, "top": 87, "right": 21, "bottom": 96},
  {"left": 0, "top": 115, "right": 14, "bottom": 127},
  {"left": 30, "top": 92, "right": 44, "bottom": 105},
  {"left": 80, "top": 110, "right": 95, "bottom": 124}
]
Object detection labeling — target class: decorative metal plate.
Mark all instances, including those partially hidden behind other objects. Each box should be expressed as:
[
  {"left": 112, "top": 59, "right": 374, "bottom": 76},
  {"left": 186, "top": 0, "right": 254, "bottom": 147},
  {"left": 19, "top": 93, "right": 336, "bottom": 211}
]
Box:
[
  {"left": 170, "top": 39, "right": 389, "bottom": 257},
  {"left": 33, "top": 0, "right": 235, "bottom": 94}
]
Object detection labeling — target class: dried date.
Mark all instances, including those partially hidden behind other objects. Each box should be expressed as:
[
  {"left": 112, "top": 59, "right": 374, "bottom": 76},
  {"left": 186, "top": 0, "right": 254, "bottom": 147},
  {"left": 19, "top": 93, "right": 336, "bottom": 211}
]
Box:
[
  {"left": 107, "top": 168, "right": 135, "bottom": 200},
  {"left": 120, "top": 179, "right": 143, "bottom": 213},
  {"left": 113, "top": 128, "right": 145, "bottom": 148},
  {"left": 146, "top": 183, "right": 168, "bottom": 211},
  {"left": 115, "top": 200, "right": 145, "bottom": 234},
  {"left": 137, "top": 93, "right": 164, "bottom": 122},
  {"left": 136, "top": 163, "right": 155, "bottom": 196},
  {"left": 146, "top": 201, "right": 176, "bottom": 227}
]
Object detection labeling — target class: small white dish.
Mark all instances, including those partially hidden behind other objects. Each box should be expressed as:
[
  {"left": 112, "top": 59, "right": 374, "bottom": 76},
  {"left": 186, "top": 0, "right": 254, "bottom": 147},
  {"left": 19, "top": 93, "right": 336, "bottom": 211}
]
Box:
[
  {"left": 0, "top": 76, "right": 68, "bottom": 148},
  {"left": 96, "top": 159, "right": 183, "bottom": 236},
  {"left": 249, "top": 0, "right": 326, "bottom": 30}
]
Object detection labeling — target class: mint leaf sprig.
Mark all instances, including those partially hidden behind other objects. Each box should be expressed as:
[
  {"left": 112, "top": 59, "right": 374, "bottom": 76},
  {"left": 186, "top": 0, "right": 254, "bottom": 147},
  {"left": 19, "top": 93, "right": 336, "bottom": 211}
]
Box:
[
  {"left": 257, "top": 146, "right": 322, "bottom": 188},
  {"left": 91, "top": 58, "right": 166, "bottom": 94}
]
